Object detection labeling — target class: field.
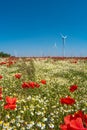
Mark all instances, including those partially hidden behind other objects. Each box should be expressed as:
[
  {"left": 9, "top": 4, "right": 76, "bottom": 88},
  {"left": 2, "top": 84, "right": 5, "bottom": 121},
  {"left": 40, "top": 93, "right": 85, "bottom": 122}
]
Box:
[{"left": 0, "top": 57, "right": 87, "bottom": 130}]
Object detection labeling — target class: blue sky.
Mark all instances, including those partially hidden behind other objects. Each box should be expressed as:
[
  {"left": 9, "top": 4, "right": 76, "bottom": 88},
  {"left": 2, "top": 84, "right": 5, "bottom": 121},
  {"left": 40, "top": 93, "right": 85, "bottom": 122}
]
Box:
[{"left": 0, "top": 0, "right": 87, "bottom": 57}]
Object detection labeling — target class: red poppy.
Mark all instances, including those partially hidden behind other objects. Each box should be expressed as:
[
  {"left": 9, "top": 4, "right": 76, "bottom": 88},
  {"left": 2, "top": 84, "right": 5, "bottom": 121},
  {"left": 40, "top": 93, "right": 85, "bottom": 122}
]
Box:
[
  {"left": 70, "top": 118, "right": 86, "bottom": 130},
  {"left": 28, "top": 81, "right": 35, "bottom": 88},
  {"left": 4, "top": 104, "right": 16, "bottom": 110},
  {"left": 60, "top": 96, "right": 75, "bottom": 105},
  {"left": 60, "top": 118, "right": 86, "bottom": 130},
  {"left": 40, "top": 80, "right": 46, "bottom": 84},
  {"left": 6, "top": 96, "right": 17, "bottom": 104},
  {"left": 22, "top": 82, "right": 30, "bottom": 88},
  {"left": 74, "top": 111, "right": 84, "bottom": 120},
  {"left": 84, "top": 114, "right": 87, "bottom": 127},
  {"left": 22, "top": 81, "right": 40, "bottom": 89},
  {"left": 7, "top": 61, "right": 14, "bottom": 67},
  {"left": 0, "top": 87, "right": 2, "bottom": 100},
  {"left": 35, "top": 83, "right": 40, "bottom": 88},
  {"left": 60, "top": 124, "right": 67, "bottom": 130},
  {"left": 0, "top": 87, "right": 2, "bottom": 94},
  {"left": 70, "top": 85, "right": 78, "bottom": 92},
  {"left": 74, "top": 111, "right": 87, "bottom": 127},
  {"left": 4, "top": 96, "right": 17, "bottom": 110},
  {"left": 0, "top": 95, "right": 2, "bottom": 100},
  {"left": 60, "top": 111, "right": 87, "bottom": 130},
  {"left": 0, "top": 75, "right": 3, "bottom": 79},
  {"left": 15, "top": 74, "right": 21, "bottom": 79},
  {"left": 0, "top": 62, "right": 6, "bottom": 65},
  {"left": 64, "top": 111, "right": 84, "bottom": 125}
]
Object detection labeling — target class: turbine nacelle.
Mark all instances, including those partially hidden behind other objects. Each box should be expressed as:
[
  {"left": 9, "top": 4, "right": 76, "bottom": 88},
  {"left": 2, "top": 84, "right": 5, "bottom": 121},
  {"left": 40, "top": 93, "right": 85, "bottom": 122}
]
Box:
[{"left": 60, "top": 34, "right": 67, "bottom": 39}]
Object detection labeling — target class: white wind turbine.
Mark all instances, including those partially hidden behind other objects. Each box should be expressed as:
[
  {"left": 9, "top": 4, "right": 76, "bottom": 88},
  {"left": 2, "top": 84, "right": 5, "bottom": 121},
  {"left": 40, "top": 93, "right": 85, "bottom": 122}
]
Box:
[
  {"left": 40, "top": 50, "right": 44, "bottom": 57},
  {"left": 54, "top": 42, "right": 57, "bottom": 48},
  {"left": 61, "top": 34, "right": 67, "bottom": 57},
  {"left": 53, "top": 42, "right": 57, "bottom": 56},
  {"left": 14, "top": 50, "right": 18, "bottom": 57}
]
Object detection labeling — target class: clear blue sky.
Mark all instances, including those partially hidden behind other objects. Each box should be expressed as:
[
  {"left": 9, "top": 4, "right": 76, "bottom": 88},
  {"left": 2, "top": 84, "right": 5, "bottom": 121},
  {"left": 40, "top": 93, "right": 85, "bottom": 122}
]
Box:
[{"left": 0, "top": 0, "right": 87, "bottom": 57}]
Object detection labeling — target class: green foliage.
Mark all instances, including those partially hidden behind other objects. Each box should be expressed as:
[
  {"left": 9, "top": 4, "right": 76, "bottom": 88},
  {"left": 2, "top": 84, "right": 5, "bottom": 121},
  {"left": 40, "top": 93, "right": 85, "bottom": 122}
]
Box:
[{"left": 0, "top": 51, "right": 11, "bottom": 57}]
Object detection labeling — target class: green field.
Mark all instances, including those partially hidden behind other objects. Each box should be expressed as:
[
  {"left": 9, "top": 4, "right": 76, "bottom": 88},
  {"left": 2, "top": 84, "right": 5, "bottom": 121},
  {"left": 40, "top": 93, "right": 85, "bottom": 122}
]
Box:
[{"left": 0, "top": 57, "right": 87, "bottom": 130}]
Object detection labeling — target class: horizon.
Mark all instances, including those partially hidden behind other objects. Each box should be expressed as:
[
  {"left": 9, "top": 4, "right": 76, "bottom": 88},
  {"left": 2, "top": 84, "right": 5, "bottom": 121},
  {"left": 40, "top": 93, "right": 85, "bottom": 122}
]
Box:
[{"left": 0, "top": 0, "right": 87, "bottom": 57}]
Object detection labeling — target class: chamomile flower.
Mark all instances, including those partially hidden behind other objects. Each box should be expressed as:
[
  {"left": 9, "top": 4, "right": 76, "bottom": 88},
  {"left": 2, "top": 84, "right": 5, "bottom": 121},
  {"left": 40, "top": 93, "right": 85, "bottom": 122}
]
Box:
[{"left": 48, "top": 123, "right": 54, "bottom": 128}]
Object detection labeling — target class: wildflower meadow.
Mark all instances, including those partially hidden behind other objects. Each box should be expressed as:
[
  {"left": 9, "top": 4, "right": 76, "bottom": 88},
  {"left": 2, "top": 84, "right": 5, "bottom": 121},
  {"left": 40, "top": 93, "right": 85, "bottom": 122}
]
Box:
[{"left": 0, "top": 57, "right": 87, "bottom": 130}]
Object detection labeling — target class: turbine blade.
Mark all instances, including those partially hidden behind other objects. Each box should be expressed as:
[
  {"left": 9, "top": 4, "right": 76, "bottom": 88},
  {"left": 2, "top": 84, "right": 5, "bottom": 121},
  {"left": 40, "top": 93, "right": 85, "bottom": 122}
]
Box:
[{"left": 54, "top": 42, "right": 57, "bottom": 48}]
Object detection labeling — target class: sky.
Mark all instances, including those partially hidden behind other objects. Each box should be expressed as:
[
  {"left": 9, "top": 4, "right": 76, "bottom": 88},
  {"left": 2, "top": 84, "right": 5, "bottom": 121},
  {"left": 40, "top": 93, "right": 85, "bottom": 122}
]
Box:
[{"left": 0, "top": 0, "right": 87, "bottom": 57}]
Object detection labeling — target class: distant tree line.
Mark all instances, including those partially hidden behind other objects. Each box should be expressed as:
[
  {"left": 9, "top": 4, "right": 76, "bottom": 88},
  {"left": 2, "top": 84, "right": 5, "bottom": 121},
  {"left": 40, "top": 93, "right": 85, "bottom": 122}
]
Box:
[{"left": 0, "top": 51, "right": 11, "bottom": 57}]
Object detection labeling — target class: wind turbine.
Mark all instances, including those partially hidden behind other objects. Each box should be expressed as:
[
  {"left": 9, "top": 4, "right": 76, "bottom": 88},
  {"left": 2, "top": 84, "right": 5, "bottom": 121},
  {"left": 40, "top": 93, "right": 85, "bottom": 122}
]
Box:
[
  {"left": 61, "top": 34, "right": 67, "bottom": 57},
  {"left": 53, "top": 42, "right": 57, "bottom": 56},
  {"left": 14, "top": 50, "right": 18, "bottom": 57},
  {"left": 40, "top": 50, "right": 44, "bottom": 57}
]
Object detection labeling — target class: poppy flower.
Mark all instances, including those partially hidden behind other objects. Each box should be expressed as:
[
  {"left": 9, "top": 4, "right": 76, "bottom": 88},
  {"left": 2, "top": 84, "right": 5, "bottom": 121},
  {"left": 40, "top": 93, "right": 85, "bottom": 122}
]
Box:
[
  {"left": 22, "top": 81, "right": 40, "bottom": 89},
  {"left": 74, "top": 111, "right": 87, "bottom": 127},
  {"left": 74, "top": 111, "right": 84, "bottom": 120},
  {"left": 35, "top": 83, "right": 40, "bottom": 88},
  {"left": 0, "top": 75, "right": 3, "bottom": 79},
  {"left": 0, "top": 95, "right": 2, "bottom": 100},
  {"left": 15, "top": 73, "right": 21, "bottom": 79},
  {"left": 22, "top": 82, "right": 30, "bottom": 88},
  {"left": 64, "top": 111, "right": 84, "bottom": 125},
  {"left": 7, "top": 61, "right": 14, "bottom": 67},
  {"left": 4, "top": 104, "right": 16, "bottom": 110},
  {"left": 0, "top": 87, "right": 2, "bottom": 100},
  {"left": 40, "top": 80, "right": 46, "bottom": 84},
  {"left": 0, "top": 87, "right": 2, "bottom": 94},
  {"left": 60, "top": 96, "right": 75, "bottom": 105},
  {"left": 83, "top": 114, "right": 87, "bottom": 127},
  {"left": 70, "top": 85, "right": 78, "bottom": 92},
  {"left": 28, "top": 81, "right": 35, "bottom": 88},
  {"left": 70, "top": 118, "right": 86, "bottom": 130},
  {"left": 4, "top": 96, "right": 17, "bottom": 110},
  {"left": 60, "top": 111, "right": 87, "bottom": 130},
  {"left": 0, "top": 62, "right": 6, "bottom": 65},
  {"left": 60, "top": 118, "right": 86, "bottom": 130}
]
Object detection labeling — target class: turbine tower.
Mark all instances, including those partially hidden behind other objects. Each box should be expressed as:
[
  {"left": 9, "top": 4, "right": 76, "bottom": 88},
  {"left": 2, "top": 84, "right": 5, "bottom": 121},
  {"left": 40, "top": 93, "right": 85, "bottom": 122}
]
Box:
[
  {"left": 14, "top": 50, "right": 18, "bottom": 57},
  {"left": 53, "top": 42, "right": 57, "bottom": 56},
  {"left": 61, "top": 34, "right": 67, "bottom": 57},
  {"left": 54, "top": 42, "right": 57, "bottom": 49}
]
